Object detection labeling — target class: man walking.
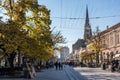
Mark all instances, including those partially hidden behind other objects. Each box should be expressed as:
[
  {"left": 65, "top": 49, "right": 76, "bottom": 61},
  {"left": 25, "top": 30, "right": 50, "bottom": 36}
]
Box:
[{"left": 54, "top": 61, "right": 58, "bottom": 70}]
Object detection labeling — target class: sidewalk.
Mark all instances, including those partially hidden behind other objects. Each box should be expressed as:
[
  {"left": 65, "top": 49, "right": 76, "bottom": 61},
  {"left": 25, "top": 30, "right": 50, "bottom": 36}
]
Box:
[
  {"left": 33, "top": 67, "right": 69, "bottom": 80},
  {"left": 1, "top": 67, "right": 67, "bottom": 80},
  {"left": 74, "top": 67, "right": 120, "bottom": 80},
  {"left": 0, "top": 65, "right": 87, "bottom": 80},
  {"left": 33, "top": 65, "right": 87, "bottom": 80}
]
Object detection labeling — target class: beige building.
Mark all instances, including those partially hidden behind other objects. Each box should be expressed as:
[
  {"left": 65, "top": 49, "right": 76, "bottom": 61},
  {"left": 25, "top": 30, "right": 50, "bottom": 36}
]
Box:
[
  {"left": 100, "top": 23, "right": 120, "bottom": 62},
  {"left": 84, "top": 23, "right": 120, "bottom": 66}
]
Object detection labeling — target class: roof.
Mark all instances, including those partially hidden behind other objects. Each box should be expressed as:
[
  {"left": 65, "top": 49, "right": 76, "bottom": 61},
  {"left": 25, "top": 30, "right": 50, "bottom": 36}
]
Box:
[{"left": 100, "top": 22, "right": 120, "bottom": 35}]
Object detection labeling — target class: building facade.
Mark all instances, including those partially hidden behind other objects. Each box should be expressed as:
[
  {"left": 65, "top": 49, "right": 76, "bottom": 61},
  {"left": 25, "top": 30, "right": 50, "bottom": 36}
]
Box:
[
  {"left": 100, "top": 23, "right": 120, "bottom": 62},
  {"left": 60, "top": 46, "right": 69, "bottom": 62},
  {"left": 71, "top": 6, "right": 92, "bottom": 63},
  {"left": 72, "top": 39, "right": 86, "bottom": 54}
]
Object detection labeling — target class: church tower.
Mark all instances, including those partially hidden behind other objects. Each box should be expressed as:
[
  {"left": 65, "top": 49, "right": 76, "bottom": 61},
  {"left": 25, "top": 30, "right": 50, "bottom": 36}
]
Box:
[{"left": 84, "top": 6, "right": 92, "bottom": 41}]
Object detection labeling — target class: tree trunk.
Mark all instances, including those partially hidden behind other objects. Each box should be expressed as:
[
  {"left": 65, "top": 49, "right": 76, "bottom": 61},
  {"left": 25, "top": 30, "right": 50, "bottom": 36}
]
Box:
[
  {"left": 8, "top": 53, "right": 16, "bottom": 68},
  {"left": 18, "top": 53, "right": 21, "bottom": 67}
]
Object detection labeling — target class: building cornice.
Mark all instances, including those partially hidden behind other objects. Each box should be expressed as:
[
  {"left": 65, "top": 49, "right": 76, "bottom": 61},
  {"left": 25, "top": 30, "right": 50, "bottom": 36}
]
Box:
[{"left": 100, "top": 22, "right": 120, "bottom": 35}]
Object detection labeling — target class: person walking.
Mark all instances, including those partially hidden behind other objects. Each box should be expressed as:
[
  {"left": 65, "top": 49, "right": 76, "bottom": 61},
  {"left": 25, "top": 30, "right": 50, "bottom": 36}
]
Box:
[
  {"left": 58, "top": 62, "right": 63, "bottom": 70},
  {"left": 60, "top": 62, "right": 63, "bottom": 70},
  {"left": 58, "top": 62, "right": 61, "bottom": 70},
  {"left": 54, "top": 61, "right": 58, "bottom": 70}
]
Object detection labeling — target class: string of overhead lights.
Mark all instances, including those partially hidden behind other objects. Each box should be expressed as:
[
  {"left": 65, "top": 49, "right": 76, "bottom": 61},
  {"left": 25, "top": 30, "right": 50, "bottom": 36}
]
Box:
[{"left": 52, "top": 15, "right": 120, "bottom": 20}]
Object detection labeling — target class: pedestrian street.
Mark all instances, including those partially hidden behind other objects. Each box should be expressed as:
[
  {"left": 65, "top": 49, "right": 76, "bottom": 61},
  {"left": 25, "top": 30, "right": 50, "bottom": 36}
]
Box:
[{"left": 1, "top": 65, "right": 120, "bottom": 80}]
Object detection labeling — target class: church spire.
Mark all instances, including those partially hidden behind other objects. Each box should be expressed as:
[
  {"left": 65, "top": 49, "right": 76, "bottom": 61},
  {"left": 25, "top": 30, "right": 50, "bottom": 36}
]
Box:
[
  {"left": 84, "top": 6, "right": 92, "bottom": 41},
  {"left": 85, "top": 5, "right": 89, "bottom": 25}
]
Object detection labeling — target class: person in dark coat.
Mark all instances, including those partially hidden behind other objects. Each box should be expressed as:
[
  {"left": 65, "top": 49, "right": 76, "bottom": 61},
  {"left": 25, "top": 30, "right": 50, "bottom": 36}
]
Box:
[
  {"left": 54, "top": 62, "right": 58, "bottom": 70},
  {"left": 102, "top": 62, "right": 106, "bottom": 70},
  {"left": 58, "top": 62, "right": 61, "bottom": 70},
  {"left": 111, "top": 59, "right": 115, "bottom": 72},
  {"left": 60, "top": 62, "right": 63, "bottom": 70},
  {"left": 58, "top": 62, "right": 63, "bottom": 70}
]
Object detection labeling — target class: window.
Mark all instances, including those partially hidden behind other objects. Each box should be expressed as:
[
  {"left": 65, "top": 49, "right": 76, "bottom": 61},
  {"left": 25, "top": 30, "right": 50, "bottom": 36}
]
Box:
[{"left": 116, "top": 33, "right": 119, "bottom": 44}]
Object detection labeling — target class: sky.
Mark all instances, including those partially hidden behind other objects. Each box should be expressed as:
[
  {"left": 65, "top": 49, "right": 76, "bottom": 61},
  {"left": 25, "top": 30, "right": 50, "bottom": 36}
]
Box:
[
  {"left": 1, "top": 0, "right": 120, "bottom": 53},
  {"left": 38, "top": 0, "right": 120, "bottom": 53}
]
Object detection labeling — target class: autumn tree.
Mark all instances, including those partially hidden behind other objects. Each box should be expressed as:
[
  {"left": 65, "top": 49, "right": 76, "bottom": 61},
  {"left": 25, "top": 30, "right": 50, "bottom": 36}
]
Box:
[
  {"left": 0, "top": 0, "right": 58, "bottom": 67},
  {"left": 87, "top": 29, "right": 102, "bottom": 67}
]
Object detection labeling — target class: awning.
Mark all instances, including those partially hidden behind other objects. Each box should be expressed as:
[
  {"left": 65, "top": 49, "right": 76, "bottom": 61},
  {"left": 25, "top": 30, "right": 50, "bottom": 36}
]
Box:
[{"left": 114, "top": 54, "right": 120, "bottom": 58}]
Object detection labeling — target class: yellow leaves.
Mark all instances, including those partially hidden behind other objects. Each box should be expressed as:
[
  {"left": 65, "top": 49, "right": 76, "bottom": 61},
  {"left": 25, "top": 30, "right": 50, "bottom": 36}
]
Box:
[
  {"left": 0, "top": 23, "right": 27, "bottom": 55},
  {"left": 3, "top": 43, "right": 18, "bottom": 54},
  {"left": 88, "top": 44, "right": 96, "bottom": 51},
  {"left": 0, "top": 0, "right": 55, "bottom": 61},
  {"left": 0, "top": 33, "right": 5, "bottom": 38},
  {"left": 88, "top": 40, "right": 100, "bottom": 52}
]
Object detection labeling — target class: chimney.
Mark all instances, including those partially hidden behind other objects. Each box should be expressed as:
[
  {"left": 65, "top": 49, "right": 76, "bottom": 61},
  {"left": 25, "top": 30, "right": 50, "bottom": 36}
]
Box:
[{"left": 107, "top": 26, "right": 109, "bottom": 29}]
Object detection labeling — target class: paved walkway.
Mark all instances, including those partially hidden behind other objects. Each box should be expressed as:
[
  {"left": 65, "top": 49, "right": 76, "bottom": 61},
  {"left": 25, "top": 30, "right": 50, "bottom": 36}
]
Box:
[
  {"left": 75, "top": 67, "right": 120, "bottom": 80},
  {"left": 33, "top": 67, "right": 69, "bottom": 80},
  {"left": 1, "top": 66, "right": 120, "bottom": 80},
  {"left": 33, "top": 65, "right": 87, "bottom": 80},
  {"left": 0, "top": 65, "right": 87, "bottom": 80}
]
